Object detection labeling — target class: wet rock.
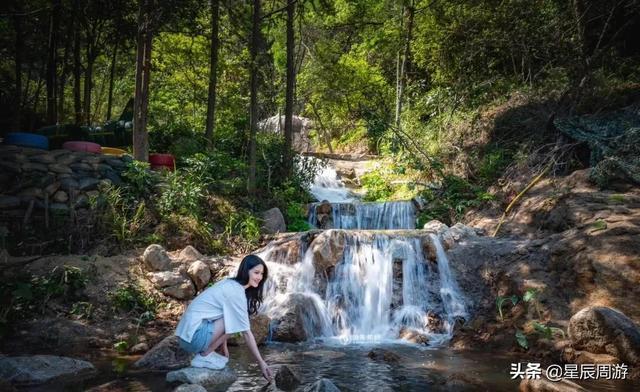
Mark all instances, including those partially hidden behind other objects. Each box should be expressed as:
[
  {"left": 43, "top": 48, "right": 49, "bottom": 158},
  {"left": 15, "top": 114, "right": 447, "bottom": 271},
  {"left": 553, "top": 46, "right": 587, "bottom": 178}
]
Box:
[
  {"left": 568, "top": 306, "right": 640, "bottom": 365},
  {"left": 310, "top": 230, "right": 347, "bottom": 271},
  {"left": 367, "top": 349, "right": 400, "bottom": 363},
  {"left": 134, "top": 335, "right": 191, "bottom": 370},
  {"left": 262, "top": 207, "right": 286, "bottom": 234},
  {"left": 271, "top": 294, "right": 325, "bottom": 342},
  {"left": 425, "top": 311, "right": 445, "bottom": 334},
  {"left": 398, "top": 327, "right": 429, "bottom": 345},
  {"left": 142, "top": 244, "right": 172, "bottom": 271},
  {"left": 302, "top": 378, "right": 341, "bottom": 392},
  {"left": 166, "top": 367, "right": 236, "bottom": 388},
  {"left": 275, "top": 365, "right": 301, "bottom": 391},
  {"left": 174, "top": 384, "right": 207, "bottom": 392},
  {"left": 187, "top": 260, "right": 211, "bottom": 291},
  {"left": 0, "top": 355, "right": 96, "bottom": 386},
  {"left": 422, "top": 238, "right": 437, "bottom": 262}
]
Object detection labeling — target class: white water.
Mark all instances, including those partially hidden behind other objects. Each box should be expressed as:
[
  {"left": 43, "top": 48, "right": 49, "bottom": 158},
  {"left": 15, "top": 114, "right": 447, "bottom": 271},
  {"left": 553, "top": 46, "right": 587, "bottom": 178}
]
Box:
[
  {"left": 309, "top": 163, "right": 357, "bottom": 203},
  {"left": 257, "top": 232, "right": 467, "bottom": 346},
  {"left": 308, "top": 200, "right": 416, "bottom": 230}
]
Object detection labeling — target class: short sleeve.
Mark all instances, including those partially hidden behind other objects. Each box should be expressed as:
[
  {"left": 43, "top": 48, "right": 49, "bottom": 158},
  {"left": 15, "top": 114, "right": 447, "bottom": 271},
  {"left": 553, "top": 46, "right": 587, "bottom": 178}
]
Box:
[{"left": 222, "top": 286, "right": 251, "bottom": 334}]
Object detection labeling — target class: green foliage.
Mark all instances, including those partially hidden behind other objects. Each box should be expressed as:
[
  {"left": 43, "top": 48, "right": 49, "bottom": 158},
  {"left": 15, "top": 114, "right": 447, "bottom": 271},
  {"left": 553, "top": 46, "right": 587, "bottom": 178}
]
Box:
[
  {"left": 110, "top": 283, "right": 157, "bottom": 316},
  {"left": 591, "top": 219, "right": 608, "bottom": 232},
  {"left": 223, "top": 211, "right": 262, "bottom": 251},
  {"left": 121, "top": 161, "right": 157, "bottom": 201},
  {"left": 496, "top": 295, "right": 519, "bottom": 321},
  {"left": 286, "top": 203, "right": 312, "bottom": 232},
  {"left": 417, "top": 175, "right": 495, "bottom": 226},
  {"left": 114, "top": 341, "right": 129, "bottom": 354},
  {"left": 515, "top": 330, "right": 529, "bottom": 350},
  {"left": 361, "top": 171, "right": 394, "bottom": 202},
  {"left": 158, "top": 171, "right": 204, "bottom": 219},
  {"left": 91, "top": 184, "right": 149, "bottom": 246}
]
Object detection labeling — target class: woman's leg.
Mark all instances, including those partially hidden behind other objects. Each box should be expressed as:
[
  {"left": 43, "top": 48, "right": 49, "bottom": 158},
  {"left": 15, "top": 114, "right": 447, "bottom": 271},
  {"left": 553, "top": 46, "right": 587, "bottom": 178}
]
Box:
[{"left": 201, "top": 317, "right": 229, "bottom": 356}]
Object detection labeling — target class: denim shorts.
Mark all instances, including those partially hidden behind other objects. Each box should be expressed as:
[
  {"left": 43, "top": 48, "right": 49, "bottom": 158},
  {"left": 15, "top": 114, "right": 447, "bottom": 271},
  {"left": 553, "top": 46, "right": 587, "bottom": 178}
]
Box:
[{"left": 179, "top": 319, "right": 215, "bottom": 353}]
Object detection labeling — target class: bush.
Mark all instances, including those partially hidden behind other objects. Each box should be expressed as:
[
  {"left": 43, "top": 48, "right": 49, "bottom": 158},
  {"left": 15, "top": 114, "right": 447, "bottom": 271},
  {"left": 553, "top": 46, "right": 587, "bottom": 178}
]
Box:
[
  {"left": 110, "top": 283, "right": 157, "bottom": 316},
  {"left": 286, "top": 203, "right": 312, "bottom": 232}
]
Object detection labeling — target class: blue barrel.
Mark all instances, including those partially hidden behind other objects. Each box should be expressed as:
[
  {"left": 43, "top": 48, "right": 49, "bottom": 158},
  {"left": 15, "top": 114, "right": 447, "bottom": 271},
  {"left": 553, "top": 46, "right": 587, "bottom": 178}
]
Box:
[{"left": 4, "top": 132, "right": 49, "bottom": 150}]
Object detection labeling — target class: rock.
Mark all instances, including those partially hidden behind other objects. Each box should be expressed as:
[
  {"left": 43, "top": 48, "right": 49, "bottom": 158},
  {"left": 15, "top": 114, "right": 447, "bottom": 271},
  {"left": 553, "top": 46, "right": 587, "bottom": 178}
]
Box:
[
  {"left": 22, "top": 162, "right": 48, "bottom": 172},
  {"left": 142, "top": 244, "right": 172, "bottom": 271},
  {"left": 130, "top": 342, "right": 149, "bottom": 355},
  {"left": 444, "top": 373, "right": 487, "bottom": 392},
  {"left": 275, "top": 365, "right": 301, "bottom": 391},
  {"left": 53, "top": 190, "right": 69, "bottom": 203},
  {"left": 30, "top": 154, "right": 55, "bottom": 164},
  {"left": 187, "top": 260, "right": 211, "bottom": 291},
  {"left": 162, "top": 280, "right": 197, "bottom": 300},
  {"left": 166, "top": 367, "right": 236, "bottom": 388},
  {"left": 302, "top": 378, "right": 341, "bottom": 392},
  {"left": 262, "top": 207, "right": 286, "bottom": 234},
  {"left": 50, "top": 203, "right": 70, "bottom": 213},
  {"left": 102, "top": 170, "right": 123, "bottom": 186},
  {"left": 78, "top": 177, "right": 101, "bottom": 191},
  {"left": 70, "top": 163, "right": 93, "bottom": 172},
  {"left": 422, "top": 220, "right": 449, "bottom": 234},
  {"left": 563, "top": 348, "right": 620, "bottom": 365},
  {"left": 0, "top": 160, "right": 21, "bottom": 173},
  {"left": 105, "top": 158, "right": 126, "bottom": 168},
  {"left": 56, "top": 154, "right": 77, "bottom": 165},
  {"left": 49, "top": 164, "right": 73, "bottom": 174},
  {"left": 134, "top": 336, "right": 191, "bottom": 370},
  {"left": 0, "top": 196, "right": 20, "bottom": 209},
  {"left": 59, "top": 178, "right": 79, "bottom": 191},
  {"left": 44, "top": 181, "right": 61, "bottom": 196},
  {"left": 19, "top": 187, "right": 44, "bottom": 199},
  {"left": 568, "top": 306, "right": 640, "bottom": 365},
  {"left": 179, "top": 245, "right": 204, "bottom": 263},
  {"left": 148, "top": 268, "right": 190, "bottom": 289},
  {"left": 174, "top": 384, "right": 208, "bottom": 392},
  {"left": 271, "top": 294, "right": 326, "bottom": 342},
  {"left": 0, "top": 355, "right": 96, "bottom": 386},
  {"left": 449, "top": 223, "right": 479, "bottom": 240},
  {"left": 228, "top": 314, "right": 271, "bottom": 346},
  {"left": 367, "top": 349, "right": 400, "bottom": 363},
  {"left": 422, "top": 238, "right": 437, "bottom": 262},
  {"left": 398, "top": 327, "right": 429, "bottom": 345},
  {"left": 519, "top": 372, "right": 588, "bottom": 391},
  {"left": 310, "top": 230, "right": 347, "bottom": 271},
  {"left": 48, "top": 149, "right": 69, "bottom": 158},
  {"left": 82, "top": 156, "right": 103, "bottom": 165}
]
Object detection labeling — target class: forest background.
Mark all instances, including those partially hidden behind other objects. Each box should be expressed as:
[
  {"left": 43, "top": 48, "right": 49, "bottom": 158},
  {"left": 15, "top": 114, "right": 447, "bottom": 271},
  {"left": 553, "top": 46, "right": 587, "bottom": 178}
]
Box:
[{"left": 1, "top": 0, "right": 639, "bottom": 255}]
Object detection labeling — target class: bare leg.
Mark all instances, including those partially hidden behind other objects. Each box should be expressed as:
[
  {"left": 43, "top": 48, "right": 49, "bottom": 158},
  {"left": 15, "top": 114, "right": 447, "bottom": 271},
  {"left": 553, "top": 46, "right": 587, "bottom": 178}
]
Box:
[{"left": 201, "top": 318, "right": 230, "bottom": 356}]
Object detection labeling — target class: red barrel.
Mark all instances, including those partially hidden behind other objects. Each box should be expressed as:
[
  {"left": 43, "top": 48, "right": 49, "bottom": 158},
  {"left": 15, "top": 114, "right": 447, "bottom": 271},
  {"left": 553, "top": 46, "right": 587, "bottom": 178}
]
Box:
[
  {"left": 63, "top": 141, "right": 102, "bottom": 154},
  {"left": 149, "top": 153, "right": 175, "bottom": 171}
]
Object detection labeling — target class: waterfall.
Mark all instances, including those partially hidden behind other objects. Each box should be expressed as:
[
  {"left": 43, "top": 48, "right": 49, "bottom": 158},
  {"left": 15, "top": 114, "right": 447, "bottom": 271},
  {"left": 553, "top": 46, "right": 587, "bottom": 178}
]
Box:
[
  {"left": 257, "top": 231, "right": 467, "bottom": 346},
  {"left": 308, "top": 201, "right": 416, "bottom": 230},
  {"left": 309, "top": 162, "right": 356, "bottom": 203}
]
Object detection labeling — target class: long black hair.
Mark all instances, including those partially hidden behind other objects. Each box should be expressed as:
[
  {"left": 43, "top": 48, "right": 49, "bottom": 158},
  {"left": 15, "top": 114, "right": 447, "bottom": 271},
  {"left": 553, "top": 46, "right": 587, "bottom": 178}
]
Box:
[{"left": 232, "top": 254, "right": 268, "bottom": 315}]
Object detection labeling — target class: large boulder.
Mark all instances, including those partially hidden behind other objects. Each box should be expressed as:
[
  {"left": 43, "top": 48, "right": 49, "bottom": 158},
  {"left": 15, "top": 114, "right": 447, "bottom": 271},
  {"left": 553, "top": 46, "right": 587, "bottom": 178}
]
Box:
[
  {"left": 228, "top": 314, "right": 271, "bottom": 346},
  {"left": 568, "top": 307, "right": 640, "bottom": 366},
  {"left": 271, "top": 294, "right": 327, "bottom": 342},
  {"left": 134, "top": 336, "right": 191, "bottom": 370},
  {"left": 142, "top": 244, "right": 172, "bottom": 271},
  {"left": 274, "top": 365, "right": 301, "bottom": 391},
  {"left": 147, "top": 266, "right": 196, "bottom": 300},
  {"left": 309, "top": 230, "right": 346, "bottom": 272},
  {"left": 174, "top": 385, "right": 207, "bottom": 392},
  {"left": 262, "top": 207, "right": 286, "bottom": 234},
  {"left": 519, "top": 372, "right": 587, "bottom": 391},
  {"left": 0, "top": 355, "right": 96, "bottom": 386},
  {"left": 166, "top": 367, "right": 236, "bottom": 389},
  {"left": 178, "top": 245, "right": 203, "bottom": 264},
  {"left": 187, "top": 260, "right": 211, "bottom": 291}
]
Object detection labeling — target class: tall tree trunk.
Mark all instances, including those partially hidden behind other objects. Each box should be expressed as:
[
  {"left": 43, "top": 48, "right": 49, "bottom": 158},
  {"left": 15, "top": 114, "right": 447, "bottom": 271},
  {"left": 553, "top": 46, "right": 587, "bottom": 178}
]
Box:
[
  {"left": 73, "top": 0, "right": 82, "bottom": 126},
  {"left": 46, "top": 0, "right": 61, "bottom": 124},
  {"left": 12, "top": 12, "right": 24, "bottom": 130},
  {"left": 283, "top": 0, "right": 296, "bottom": 176},
  {"left": 58, "top": 27, "right": 72, "bottom": 124},
  {"left": 247, "top": 0, "right": 261, "bottom": 193},
  {"left": 106, "top": 38, "right": 119, "bottom": 121},
  {"left": 84, "top": 42, "right": 94, "bottom": 125},
  {"left": 133, "top": 0, "right": 153, "bottom": 162},
  {"left": 394, "top": 1, "right": 414, "bottom": 133},
  {"left": 204, "top": 0, "right": 220, "bottom": 147}
]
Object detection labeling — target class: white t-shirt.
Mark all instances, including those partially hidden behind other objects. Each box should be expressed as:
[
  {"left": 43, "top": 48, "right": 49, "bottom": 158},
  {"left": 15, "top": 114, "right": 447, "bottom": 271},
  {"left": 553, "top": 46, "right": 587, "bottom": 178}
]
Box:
[{"left": 175, "top": 278, "right": 250, "bottom": 343}]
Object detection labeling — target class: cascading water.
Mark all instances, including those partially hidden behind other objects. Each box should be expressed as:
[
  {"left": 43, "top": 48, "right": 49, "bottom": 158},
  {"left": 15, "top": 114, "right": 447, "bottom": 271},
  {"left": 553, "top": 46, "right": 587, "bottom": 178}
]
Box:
[
  {"left": 257, "top": 231, "right": 467, "bottom": 346},
  {"left": 308, "top": 200, "right": 416, "bottom": 230},
  {"left": 308, "top": 162, "right": 357, "bottom": 203}
]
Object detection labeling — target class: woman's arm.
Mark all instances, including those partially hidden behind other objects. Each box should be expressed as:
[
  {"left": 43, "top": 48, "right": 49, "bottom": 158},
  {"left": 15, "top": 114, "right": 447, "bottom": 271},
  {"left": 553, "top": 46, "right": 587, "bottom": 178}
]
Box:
[{"left": 242, "top": 330, "right": 272, "bottom": 381}]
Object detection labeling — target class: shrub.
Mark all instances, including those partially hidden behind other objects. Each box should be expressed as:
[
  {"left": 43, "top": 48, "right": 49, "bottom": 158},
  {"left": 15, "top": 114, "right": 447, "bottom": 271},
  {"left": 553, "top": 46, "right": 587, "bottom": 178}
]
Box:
[
  {"left": 286, "top": 203, "right": 312, "bottom": 232},
  {"left": 110, "top": 283, "right": 157, "bottom": 316}
]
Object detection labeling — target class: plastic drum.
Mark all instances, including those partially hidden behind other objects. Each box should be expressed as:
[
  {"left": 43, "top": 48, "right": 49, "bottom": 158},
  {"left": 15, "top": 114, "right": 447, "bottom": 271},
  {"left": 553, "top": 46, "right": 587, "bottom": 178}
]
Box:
[
  {"left": 63, "top": 141, "right": 102, "bottom": 154},
  {"left": 149, "top": 153, "right": 175, "bottom": 171},
  {"left": 4, "top": 132, "right": 49, "bottom": 150},
  {"left": 101, "top": 147, "right": 127, "bottom": 156}
]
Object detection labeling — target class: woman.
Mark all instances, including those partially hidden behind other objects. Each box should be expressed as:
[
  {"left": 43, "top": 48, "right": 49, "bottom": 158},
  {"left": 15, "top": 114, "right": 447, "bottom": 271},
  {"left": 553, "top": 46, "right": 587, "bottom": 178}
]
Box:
[{"left": 175, "top": 254, "right": 273, "bottom": 381}]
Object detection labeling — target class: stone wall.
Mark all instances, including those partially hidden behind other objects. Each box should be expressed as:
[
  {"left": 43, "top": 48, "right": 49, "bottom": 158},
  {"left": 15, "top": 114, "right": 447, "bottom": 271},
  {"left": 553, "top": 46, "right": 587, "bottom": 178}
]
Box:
[{"left": 0, "top": 144, "right": 129, "bottom": 252}]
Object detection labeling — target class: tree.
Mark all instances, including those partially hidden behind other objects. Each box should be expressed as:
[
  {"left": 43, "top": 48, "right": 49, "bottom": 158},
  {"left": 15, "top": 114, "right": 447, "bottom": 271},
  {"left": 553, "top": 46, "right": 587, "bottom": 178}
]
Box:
[
  {"left": 394, "top": 0, "right": 414, "bottom": 133},
  {"left": 283, "top": 0, "right": 296, "bottom": 176},
  {"left": 204, "top": 0, "right": 220, "bottom": 147},
  {"left": 46, "top": 0, "right": 61, "bottom": 125},
  {"left": 133, "top": 0, "right": 154, "bottom": 161},
  {"left": 247, "top": 0, "right": 261, "bottom": 193}
]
